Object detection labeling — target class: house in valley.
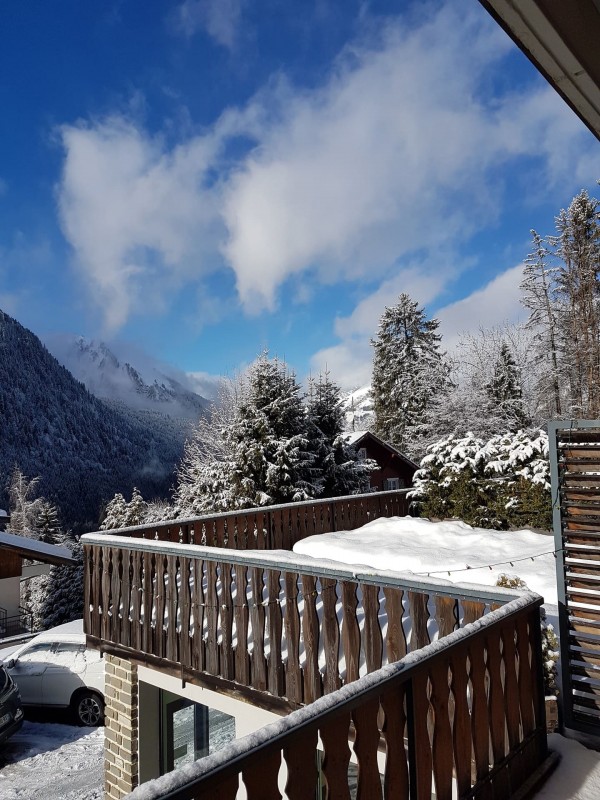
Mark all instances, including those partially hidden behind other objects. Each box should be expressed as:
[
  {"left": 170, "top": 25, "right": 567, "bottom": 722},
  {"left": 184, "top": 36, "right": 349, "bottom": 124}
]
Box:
[
  {"left": 345, "top": 430, "right": 418, "bottom": 491},
  {"left": 0, "top": 530, "right": 77, "bottom": 639}
]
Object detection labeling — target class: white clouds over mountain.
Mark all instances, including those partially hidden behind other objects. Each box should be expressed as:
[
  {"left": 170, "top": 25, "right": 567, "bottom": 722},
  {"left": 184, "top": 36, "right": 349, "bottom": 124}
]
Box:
[{"left": 56, "top": 2, "right": 599, "bottom": 349}]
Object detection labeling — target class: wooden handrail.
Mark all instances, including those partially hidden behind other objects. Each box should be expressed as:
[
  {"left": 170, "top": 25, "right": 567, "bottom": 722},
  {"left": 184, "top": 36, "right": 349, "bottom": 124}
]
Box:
[
  {"left": 125, "top": 594, "right": 547, "bottom": 800},
  {"left": 94, "top": 489, "right": 410, "bottom": 551}
]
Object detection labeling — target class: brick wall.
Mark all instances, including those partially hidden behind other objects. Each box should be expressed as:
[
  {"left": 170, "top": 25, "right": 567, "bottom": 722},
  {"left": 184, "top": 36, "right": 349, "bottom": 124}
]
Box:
[{"left": 104, "top": 654, "right": 139, "bottom": 799}]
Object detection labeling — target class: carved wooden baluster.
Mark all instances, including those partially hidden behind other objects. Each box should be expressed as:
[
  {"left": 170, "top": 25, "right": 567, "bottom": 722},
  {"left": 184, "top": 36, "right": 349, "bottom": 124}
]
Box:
[
  {"left": 192, "top": 559, "right": 205, "bottom": 672},
  {"left": 435, "top": 596, "right": 458, "bottom": 640},
  {"left": 220, "top": 563, "right": 234, "bottom": 680},
  {"left": 206, "top": 560, "right": 220, "bottom": 675},
  {"left": 179, "top": 556, "right": 191, "bottom": 669},
  {"left": 233, "top": 564, "right": 250, "bottom": 685},
  {"left": 101, "top": 546, "right": 112, "bottom": 642},
  {"left": 142, "top": 551, "right": 154, "bottom": 656},
  {"left": 516, "top": 615, "right": 535, "bottom": 737},
  {"left": 119, "top": 548, "right": 131, "bottom": 648},
  {"left": 155, "top": 553, "right": 167, "bottom": 658},
  {"left": 284, "top": 730, "right": 319, "bottom": 800},
  {"left": 383, "top": 587, "right": 406, "bottom": 663},
  {"left": 342, "top": 581, "right": 361, "bottom": 684},
  {"left": 381, "top": 685, "right": 409, "bottom": 799},
  {"left": 321, "top": 577, "right": 341, "bottom": 694},
  {"left": 206, "top": 775, "right": 239, "bottom": 799},
  {"left": 429, "top": 660, "right": 453, "bottom": 800},
  {"left": 409, "top": 591, "right": 430, "bottom": 651},
  {"left": 212, "top": 516, "right": 224, "bottom": 548},
  {"left": 242, "top": 751, "right": 282, "bottom": 799},
  {"left": 410, "top": 670, "right": 433, "bottom": 798},
  {"left": 449, "top": 646, "right": 473, "bottom": 797},
  {"left": 501, "top": 624, "right": 521, "bottom": 753},
  {"left": 468, "top": 637, "right": 491, "bottom": 783},
  {"left": 111, "top": 547, "right": 123, "bottom": 644},
  {"left": 462, "top": 600, "right": 485, "bottom": 626},
  {"left": 284, "top": 572, "right": 302, "bottom": 704},
  {"left": 320, "top": 712, "right": 352, "bottom": 800},
  {"left": 166, "top": 554, "right": 179, "bottom": 662},
  {"left": 352, "top": 697, "right": 383, "bottom": 800},
  {"left": 250, "top": 567, "right": 267, "bottom": 691},
  {"left": 267, "top": 569, "right": 284, "bottom": 697},
  {"left": 362, "top": 584, "right": 383, "bottom": 673},
  {"left": 255, "top": 511, "right": 267, "bottom": 550},
  {"left": 130, "top": 551, "right": 141, "bottom": 651},
  {"left": 301, "top": 575, "right": 321, "bottom": 703},
  {"left": 486, "top": 627, "right": 507, "bottom": 766}
]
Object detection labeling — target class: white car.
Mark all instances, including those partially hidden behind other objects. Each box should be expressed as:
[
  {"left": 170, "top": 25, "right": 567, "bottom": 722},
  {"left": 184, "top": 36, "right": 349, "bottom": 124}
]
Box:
[{"left": 1, "top": 620, "right": 104, "bottom": 726}]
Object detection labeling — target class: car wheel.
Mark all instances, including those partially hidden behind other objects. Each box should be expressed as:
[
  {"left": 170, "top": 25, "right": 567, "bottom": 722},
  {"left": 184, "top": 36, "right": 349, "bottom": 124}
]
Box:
[{"left": 73, "top": 691, "right": 104, "bottom": 726}]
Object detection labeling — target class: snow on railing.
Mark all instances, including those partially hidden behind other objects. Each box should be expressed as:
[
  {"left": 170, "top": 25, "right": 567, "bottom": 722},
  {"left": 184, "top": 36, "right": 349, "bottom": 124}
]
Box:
[{"left": 124, "top": 593, "right": 549, "bottom": 800}]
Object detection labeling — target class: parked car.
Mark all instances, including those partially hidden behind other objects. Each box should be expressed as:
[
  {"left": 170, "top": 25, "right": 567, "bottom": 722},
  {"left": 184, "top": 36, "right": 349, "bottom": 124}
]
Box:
[
  {"left": 0, "top": 662, "right": 24, "bottom": 743},
  {"left": 1, "top": 620, "right": 104, "bottom": 726}
]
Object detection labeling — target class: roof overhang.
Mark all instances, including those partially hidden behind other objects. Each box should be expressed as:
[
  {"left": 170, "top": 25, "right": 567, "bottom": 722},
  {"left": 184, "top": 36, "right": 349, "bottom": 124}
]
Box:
[
  {"left": 0, "top": 531, "right": 78, "bottom": 567},
  {"left": 479, "top": 0, "right": 600, "bottom": 141}
]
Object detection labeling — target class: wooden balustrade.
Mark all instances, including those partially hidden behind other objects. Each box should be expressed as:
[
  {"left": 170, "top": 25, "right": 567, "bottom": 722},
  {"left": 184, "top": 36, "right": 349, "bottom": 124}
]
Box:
[
  {"left": 95, "top": 490, "right": 409, "bottom": 551},
  {"left": 83, "top": 535, "right": 520, "bottom": 710},
  {"left": 124, "top": 594, "right": 549, "bottom": 800}
]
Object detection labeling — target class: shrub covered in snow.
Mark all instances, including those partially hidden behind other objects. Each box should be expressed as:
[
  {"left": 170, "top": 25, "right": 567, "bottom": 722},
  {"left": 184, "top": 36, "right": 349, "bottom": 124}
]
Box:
[{"left": 410, "top": 430, "right": 551, "bottom": 530}]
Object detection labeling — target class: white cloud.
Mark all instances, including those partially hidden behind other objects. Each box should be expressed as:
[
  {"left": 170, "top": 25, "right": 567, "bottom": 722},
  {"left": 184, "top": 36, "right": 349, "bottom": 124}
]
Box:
[
  {"left": 56, "top": 1, "right": 600, "bottom": 335},
  {"left": 436, "top": 264, "right": 527, "bottom": 353},
  {"left": 312, "top": 263, "right": 528, "bottom": 391},
  {"left": 57, "top": 117, "right": 222, "bottom": 332},
  {"left": 175, "top": 0, "right": 244, "bottom": 50}
]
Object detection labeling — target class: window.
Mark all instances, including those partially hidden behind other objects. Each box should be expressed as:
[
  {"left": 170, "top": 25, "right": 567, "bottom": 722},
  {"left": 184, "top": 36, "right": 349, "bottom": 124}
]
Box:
[
  {"left": 159, "top": 691, "right": 235, "bottom": 774},
  {"left": 384, "top": 478, "right": 400, "bottom": 490},
  {"left": 357, "top": 447, "right": 367, "bottom": 461}
]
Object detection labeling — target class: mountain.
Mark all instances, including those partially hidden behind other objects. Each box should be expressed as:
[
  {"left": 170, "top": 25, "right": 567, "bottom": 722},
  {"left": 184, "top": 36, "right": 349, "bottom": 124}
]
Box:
[
  {"left": 0, "top": 311, "right": 189, "bottom": 531},
  {"left": 45, "top": 335, "right": 209, "bottom": 420},
  {"left": 342, "top": 385, "right": 374, "bottom": 431}
]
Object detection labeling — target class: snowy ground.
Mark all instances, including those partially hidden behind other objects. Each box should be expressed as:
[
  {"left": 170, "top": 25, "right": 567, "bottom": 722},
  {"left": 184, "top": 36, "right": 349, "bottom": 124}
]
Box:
[{"left": 0, "top": 719, "right": 103, "bottom": 799}]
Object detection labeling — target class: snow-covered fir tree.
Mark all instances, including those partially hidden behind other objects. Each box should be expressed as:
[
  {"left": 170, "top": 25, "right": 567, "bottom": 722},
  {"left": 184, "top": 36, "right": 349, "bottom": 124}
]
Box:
[
  {"left": 225, "top": 355, "right": 316, "bottom": 507},
  {"left": 7, "top": 468, "right": 43, "bottom": 537},
  {"left": 410, "top": 429, "right": 551, "bottom": 530},
  {"left": 371, "top": 294, "right": 450, "bottom": 457},
  {"left": 307, "top": 372, "right": 373, "bottom": 496},
  {"left": 101, "top": 488, "right": 149, "bottom": 529},
  {"left": 485, "top": 342, "right": 529, "bottom": 431}
]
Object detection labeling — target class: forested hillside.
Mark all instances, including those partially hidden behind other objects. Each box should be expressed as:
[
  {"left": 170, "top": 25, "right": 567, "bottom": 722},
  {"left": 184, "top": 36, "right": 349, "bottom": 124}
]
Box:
[{"left": 0, "top": 310, "right": 188, "bottom": 530}]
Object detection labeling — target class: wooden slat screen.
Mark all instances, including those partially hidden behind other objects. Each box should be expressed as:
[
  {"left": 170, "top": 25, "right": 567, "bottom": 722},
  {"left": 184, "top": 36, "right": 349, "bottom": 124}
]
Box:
[{"left": 549, "top": 420, "right": 600, "bottom": 735}]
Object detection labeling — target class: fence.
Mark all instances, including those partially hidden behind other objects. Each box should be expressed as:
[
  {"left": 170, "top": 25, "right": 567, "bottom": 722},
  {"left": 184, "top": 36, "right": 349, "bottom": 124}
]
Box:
[
  {"left": 549, "top": 419, "right": 600, "bottom": 735},
  {"left": 99, "top": 490, "right": 409, "bottom": 552},
  {"left": 124, "top": 593, "right": 549, "bottom": 800}
]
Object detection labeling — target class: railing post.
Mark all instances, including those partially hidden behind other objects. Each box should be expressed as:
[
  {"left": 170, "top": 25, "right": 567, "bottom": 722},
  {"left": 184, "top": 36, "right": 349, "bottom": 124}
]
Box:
[{"left": 405, "top": 678, "right": 418, "bottom": 798}]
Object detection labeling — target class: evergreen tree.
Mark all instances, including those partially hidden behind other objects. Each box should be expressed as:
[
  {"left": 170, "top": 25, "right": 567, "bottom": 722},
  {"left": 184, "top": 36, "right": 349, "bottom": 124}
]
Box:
[
  {"left": 485, "top": 342, "right": 528, "bottom": 431},
  {"left": 372, "top": 294, "right": 450, "bottom": 456},
  {"left": 553, "top": 189, "right": 600, "bottom": 417},
  {"left": 101, "top": 493, "right": 129, "bottom": 530},
  {"left": 8, "top": 467, "right": 43, "bottom": 536},
  {"left": 225, "top": 355, "right": 316, "bottom": 507},
  {"left": 307, "top": 372, "right": 373, "bottom": 496}
]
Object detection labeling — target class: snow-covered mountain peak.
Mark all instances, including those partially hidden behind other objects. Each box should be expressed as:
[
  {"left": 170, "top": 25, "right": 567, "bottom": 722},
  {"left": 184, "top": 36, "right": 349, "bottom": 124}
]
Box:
[
  {"left": 45, "top": 334, "right": 210, "bottom": 420},
  {"left": 342, "top": 384, "right": 374, "bottom": 431}
]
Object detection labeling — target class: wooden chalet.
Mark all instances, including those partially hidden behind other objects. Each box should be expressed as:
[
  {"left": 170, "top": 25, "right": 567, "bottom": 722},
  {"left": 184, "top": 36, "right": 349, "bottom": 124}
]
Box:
[
  {"left": 345, "top": 430, "right": 418, "bottom": 491},
  {"left": 0, "top": 530, "right": 78, "bottom": 639}
]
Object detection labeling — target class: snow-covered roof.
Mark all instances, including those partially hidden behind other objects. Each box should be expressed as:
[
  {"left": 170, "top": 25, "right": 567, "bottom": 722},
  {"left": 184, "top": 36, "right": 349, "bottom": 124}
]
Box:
[
  {"left": 343, "top": 430, "right": 419, "bottom": 469},
  {"left": 345, "top": 430, "right": 368, "bottom": 445},
  {"left": 0, "top": 531, "right": 77, "bottom": 566}
]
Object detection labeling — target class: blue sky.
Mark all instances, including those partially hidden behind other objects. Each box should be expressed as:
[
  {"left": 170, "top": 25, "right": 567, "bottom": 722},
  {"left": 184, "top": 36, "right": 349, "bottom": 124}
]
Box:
[{"left": 1, "top": 0, "right": 599, "bottom": 392}]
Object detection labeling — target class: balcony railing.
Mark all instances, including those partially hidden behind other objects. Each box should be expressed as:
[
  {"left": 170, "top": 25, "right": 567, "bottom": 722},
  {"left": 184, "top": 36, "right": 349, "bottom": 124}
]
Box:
[
  {"left": 124, "top": 592, "right": 549, "bottom": 800},
  {"left": 84, "top": 534, "right": 526, "bottom": 710},
  {"left": 0, "top": 606, "right": 34, "bottom": 639},
  {"left": 97, "top": 490, "right": 409, "bottom": 551}
]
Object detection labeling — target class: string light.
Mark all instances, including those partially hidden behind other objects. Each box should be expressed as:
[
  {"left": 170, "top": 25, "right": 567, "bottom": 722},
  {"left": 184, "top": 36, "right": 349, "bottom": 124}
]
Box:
[{"left": 414, "top": 547, "right": 564, "bottom": 577}]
